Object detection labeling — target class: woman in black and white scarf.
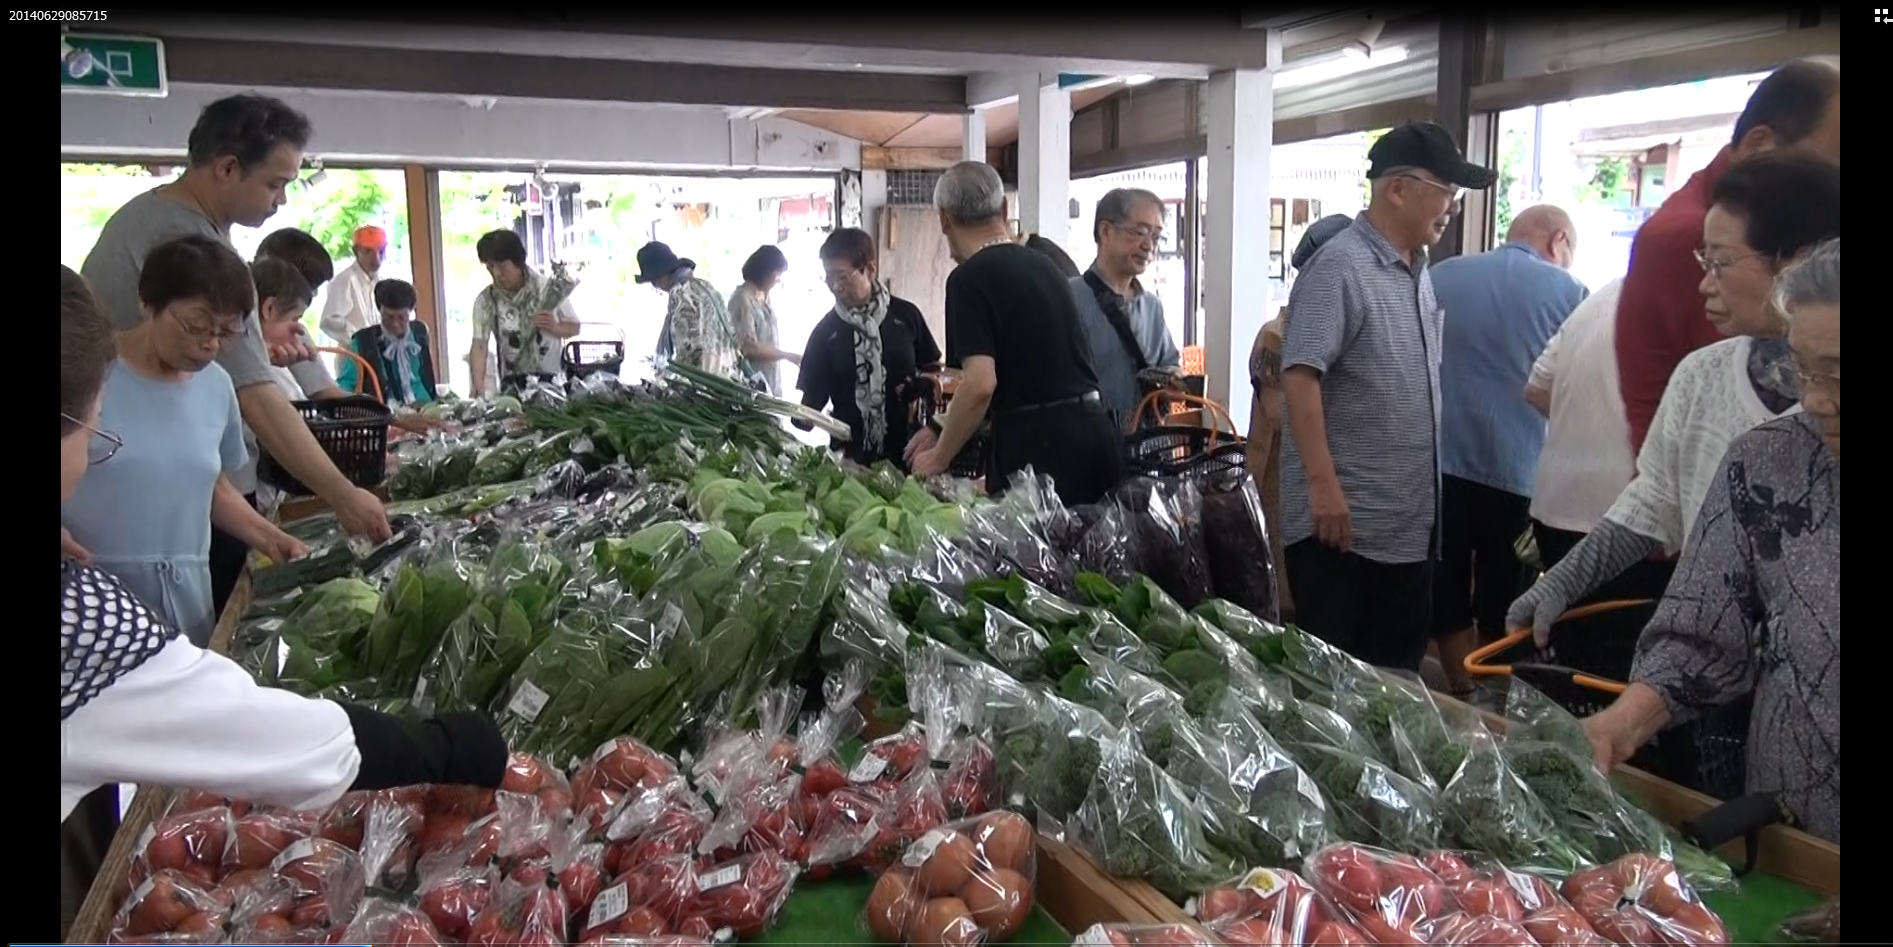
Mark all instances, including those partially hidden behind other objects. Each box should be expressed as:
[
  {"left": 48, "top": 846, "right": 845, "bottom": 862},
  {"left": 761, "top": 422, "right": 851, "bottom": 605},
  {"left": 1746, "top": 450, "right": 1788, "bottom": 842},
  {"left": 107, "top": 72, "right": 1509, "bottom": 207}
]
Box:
[{"left": 796, "top": 228, "right": 942, "bottom": 468}]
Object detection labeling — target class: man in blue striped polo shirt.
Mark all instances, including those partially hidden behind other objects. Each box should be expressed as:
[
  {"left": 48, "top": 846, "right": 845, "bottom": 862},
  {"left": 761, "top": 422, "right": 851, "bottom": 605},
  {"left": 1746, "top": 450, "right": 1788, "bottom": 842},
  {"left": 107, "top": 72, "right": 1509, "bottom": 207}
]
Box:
[{"left": 1279, "top": 122, "right": 1496, "bottom": 671}]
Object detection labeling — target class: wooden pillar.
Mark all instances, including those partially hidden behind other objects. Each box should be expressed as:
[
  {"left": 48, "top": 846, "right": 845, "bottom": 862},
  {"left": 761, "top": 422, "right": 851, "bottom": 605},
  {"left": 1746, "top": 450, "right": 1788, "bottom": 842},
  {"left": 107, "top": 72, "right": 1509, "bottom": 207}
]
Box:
[
  {"left": 403, "top": 164, "right": 448, "bottom": 374},
  {"left": 1435, "top": 15, "right": 1502, "bottom": 261}
]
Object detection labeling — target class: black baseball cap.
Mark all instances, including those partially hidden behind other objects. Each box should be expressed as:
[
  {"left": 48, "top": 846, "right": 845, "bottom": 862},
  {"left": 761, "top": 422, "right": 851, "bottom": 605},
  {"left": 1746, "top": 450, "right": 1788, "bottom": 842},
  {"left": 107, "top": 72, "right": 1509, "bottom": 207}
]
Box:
[{"left": 1366, "top": 121, "right": 1497, "bottom": 190}]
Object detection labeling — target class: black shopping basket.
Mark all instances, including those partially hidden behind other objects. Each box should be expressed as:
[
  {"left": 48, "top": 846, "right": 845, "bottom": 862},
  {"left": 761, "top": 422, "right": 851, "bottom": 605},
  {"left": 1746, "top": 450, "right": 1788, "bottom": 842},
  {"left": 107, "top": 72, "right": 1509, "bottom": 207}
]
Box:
[
  {"left": 1465, "top": 599, "right": 1751, "bottom": 801},
  {"left": 257, "top": 395, "right": 394, "bottom": 497},
  {"left": 563, "top": 322, "right": 626, "bottom": 388},
  {"left": 913, "top": 376, "right": 988, "bottom": 481},
  {"left": 1122, "top": 389, "right": 1247, "bottom": 483}
]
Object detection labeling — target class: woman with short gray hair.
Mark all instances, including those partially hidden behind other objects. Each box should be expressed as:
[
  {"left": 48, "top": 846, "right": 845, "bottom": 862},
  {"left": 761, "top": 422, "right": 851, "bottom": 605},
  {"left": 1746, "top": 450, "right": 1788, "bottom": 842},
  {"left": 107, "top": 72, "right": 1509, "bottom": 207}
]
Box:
[
  {"left": 1585, "top": 237, "right": 1840, "bottom": 843},
  {"left": 905, "top": 162, "right": 1124, "bottom": 504}
]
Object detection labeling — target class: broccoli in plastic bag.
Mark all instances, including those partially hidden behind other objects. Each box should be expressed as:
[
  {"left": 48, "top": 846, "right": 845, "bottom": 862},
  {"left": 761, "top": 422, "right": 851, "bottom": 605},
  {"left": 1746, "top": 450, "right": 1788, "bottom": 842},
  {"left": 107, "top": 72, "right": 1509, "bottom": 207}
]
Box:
[
  {"left": 1074, "top": 728, "right": 1240, "bottom": 898},
  {"left": 1439, "top": 727, "right": 1590, "bottom": 877},
  {"left": 1290, "top": 742, "right": 1443, "bottom": 853}
]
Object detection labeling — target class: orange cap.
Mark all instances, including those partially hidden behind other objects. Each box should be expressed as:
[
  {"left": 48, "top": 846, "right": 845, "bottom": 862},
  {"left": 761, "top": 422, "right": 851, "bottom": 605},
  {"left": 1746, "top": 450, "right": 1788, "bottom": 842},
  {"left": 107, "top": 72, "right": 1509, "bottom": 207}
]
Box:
[{"left": 353, "top": 225, "right": 388, "bottom": 250}]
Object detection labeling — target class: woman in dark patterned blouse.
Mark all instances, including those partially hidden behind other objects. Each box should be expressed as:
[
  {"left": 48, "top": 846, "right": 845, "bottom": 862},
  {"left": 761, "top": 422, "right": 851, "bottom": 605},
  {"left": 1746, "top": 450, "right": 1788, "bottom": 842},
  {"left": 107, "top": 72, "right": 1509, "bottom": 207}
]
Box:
[{"left": 1584, "top": 238, "right": 1840, "bottom": 843}]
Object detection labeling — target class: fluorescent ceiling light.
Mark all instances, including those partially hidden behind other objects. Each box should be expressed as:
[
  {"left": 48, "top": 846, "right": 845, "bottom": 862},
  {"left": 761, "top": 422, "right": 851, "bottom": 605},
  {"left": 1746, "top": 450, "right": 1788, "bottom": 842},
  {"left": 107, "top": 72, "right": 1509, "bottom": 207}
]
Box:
[
  {"left": 1123, "top": 74, "right": 1156, "bottom": 86},
  {"left": 1274, "top": 44, "right": 1409, "bottom": 90}
]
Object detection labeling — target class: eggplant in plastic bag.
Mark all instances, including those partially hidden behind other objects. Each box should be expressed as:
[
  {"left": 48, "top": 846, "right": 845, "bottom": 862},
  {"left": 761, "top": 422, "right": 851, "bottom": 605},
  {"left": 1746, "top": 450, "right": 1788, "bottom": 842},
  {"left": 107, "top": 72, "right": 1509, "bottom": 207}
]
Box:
[{"left": 1199, "top": 469, "right": 1281, "bottom": 623}]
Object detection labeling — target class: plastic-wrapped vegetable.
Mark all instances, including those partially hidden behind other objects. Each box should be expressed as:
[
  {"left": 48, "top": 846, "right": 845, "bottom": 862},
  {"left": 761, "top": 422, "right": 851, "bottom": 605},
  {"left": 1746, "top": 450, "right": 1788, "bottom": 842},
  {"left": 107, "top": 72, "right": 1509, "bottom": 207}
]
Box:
[
  {"left": 1192, "top": 867, "right": 1370, "bottom": 947},
  {"left": 1198, "top": 470, "right": 1280, "bottom": 623},
  {"left": 356, "top": 539, "right": 478, "bottom": 702},
  {"left": 1073, "top": 724, "right": 1239, "bottom": 899},
  {"left": 1780, "top": 897, "right": 1840, "bottom": 944},
  {"left": 1561, "top": 854, "right": 1731, "bottom": 946},
  {"left": 110, "top": 869, "right": 228, "bottom": 944},
  {"left": 680, "top": 850, "right": 801, "bottom": 939},
  {"left": 864, "top": 811, "right": 1037, "bottom": 944},
  {"left": 1303, "top": 842, "right": 1464, "bottom": 946},
  {"left": 1332, "top": 671, "right": 1469, "bottom": 791},
  {"left": 260, "top": 576, "right": 381, "bottom": 695},
  {"left": 1104, "top": 476, "right": 1215, "bottom": 607},
  {"left": 418, "top": 534, "right": 569, "bottom": 714},
  {"left": 1289, "top": 741, "right": 1442, "bottom": 852},
  {"left": 1419, "top": 849, "right": 1611, "bottom": 946},
  {"left": 1440, "top": 728, "right": 1590, "bottom": 877},
  {"left": 1072, "top": 922, "right": 1219, "bottom": 947}
]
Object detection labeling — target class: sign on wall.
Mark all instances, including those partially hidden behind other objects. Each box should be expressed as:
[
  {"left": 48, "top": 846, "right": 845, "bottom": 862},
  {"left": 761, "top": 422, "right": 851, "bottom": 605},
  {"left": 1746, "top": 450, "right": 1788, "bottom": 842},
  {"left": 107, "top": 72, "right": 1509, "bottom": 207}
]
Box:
[{"left": 61, "top": 33, "right": 167, "bottom": 97}]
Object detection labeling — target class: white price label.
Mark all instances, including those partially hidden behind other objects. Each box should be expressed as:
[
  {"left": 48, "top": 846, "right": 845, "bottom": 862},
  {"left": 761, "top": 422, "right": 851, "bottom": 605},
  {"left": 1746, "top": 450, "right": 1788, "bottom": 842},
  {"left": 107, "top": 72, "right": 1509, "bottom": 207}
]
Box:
[
  {"left": 134, "top": 823, "right": 156, "bottom": 856},
  {"left": 847, "top": 753, "right": 888, "bottom": 782},
  {"left": 901, "top": 828, "right": 948, "bottom": 869},
  {"left": 507, "top": 680, "right": 551, "bottom": 721},
  {"left": 697, "top": 864, "right": 743, "bottom": 891},
  {"left": 592, "top": 739, "right": 623, "bottom": 765},
  {"left": 1239, "top": 867, "right": 1286, "bottom": 897},
  {"left": 1503, "top": 869, "right": 1539, "bottom": 907},
  {"left": 1073, "top": 924, "right": 1116, "bottom": 947},
  {"left": 270, "top": 837, "right": 317, "bottom": 875},
  {"left": 588, "top": 881, "right": 630, "bottom": 929},
  {"left": 412, "top": 677, "right": 429, "bottom": 702},
  {"left": 658, "top": 603, "right": 685, "bottom": 637},
  {"left": 129, "top": 875, "right": 156, "bottom": 906}
]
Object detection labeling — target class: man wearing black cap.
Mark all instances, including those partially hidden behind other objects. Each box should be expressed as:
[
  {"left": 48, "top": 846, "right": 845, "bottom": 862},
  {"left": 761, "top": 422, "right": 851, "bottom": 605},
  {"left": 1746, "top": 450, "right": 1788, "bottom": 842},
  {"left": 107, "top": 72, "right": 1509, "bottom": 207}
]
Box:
[
  {"left": 1277, "top": 121, "right": 1496, "bottom": 671},
  {"left": 637, "top": 240, "right": 741, "bottom": 378}
]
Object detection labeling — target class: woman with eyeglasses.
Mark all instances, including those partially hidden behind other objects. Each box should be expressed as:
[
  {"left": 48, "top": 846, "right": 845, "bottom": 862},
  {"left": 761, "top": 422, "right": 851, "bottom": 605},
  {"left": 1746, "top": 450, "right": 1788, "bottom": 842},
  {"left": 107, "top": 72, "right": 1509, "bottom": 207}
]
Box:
[
  {"left": 59, "top": 235, "right": 305, "bottom": 649},
  {"left": 795, "top": 227, "right": 942, "bottom": 468},
  {"left": 60, "top": 263, "right": 508, "bottom": 922},
  {"left": 1505, "top": 153, "right": 1838, "bottom": 788},
  {"left": 1582, "top": 237, "right": 1840, "bottom": 843}
]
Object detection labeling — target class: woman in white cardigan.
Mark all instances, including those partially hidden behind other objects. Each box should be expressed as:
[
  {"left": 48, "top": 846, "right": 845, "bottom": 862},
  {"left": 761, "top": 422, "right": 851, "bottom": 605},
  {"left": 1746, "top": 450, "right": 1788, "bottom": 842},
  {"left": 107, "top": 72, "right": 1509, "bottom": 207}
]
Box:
[
  {"left": 1508, "top": 151, "right": 1840, "bottom": 642},
  {"left": 59, "top": 265, "right": 507, "bottom": 928}
]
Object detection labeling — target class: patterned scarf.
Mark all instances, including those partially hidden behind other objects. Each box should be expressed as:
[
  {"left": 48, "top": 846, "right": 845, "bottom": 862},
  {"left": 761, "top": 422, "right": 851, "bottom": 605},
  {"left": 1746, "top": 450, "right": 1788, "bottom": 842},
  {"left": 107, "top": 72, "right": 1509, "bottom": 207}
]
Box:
[
  {"left": 1748, "top": 336, "right": 1802, "bottom": 415},
  {"left": 834, "top": 282, "right": 891, "bottom": 453},
  {"left": 379, "top": 329, "right": 422, "bottom": 404},
  {"left": 489, "top": 265, "right": 579, "bottom": 377}
]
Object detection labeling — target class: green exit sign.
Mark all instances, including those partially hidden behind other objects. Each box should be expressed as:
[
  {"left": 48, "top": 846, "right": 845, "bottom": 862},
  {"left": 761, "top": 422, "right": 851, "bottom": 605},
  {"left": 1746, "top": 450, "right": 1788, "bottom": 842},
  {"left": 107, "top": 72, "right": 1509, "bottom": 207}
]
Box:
[{"left": 60, "top": 33, "right": 168, "bottom": 97}]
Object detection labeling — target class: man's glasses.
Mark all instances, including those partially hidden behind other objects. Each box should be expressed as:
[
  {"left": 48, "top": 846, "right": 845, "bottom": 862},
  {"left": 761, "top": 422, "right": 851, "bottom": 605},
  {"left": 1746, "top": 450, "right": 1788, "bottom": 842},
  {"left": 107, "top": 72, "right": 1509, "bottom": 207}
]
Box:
[
  {"left": 63, "top": 413, "right": 123, "bottom": 466},
  {"left": 1397, "top": 174, "right": 1466, "bottom": 205},
  {"left": 1109, "top": 221, "right": 1165, "bottom": 246}
]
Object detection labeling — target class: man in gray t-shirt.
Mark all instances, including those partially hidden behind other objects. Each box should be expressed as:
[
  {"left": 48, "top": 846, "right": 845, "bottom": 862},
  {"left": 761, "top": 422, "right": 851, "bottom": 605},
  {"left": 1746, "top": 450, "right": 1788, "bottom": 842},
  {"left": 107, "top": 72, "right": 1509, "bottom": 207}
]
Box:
[{"left": 77, "top": 93, "right": 390, "bottom": 544}]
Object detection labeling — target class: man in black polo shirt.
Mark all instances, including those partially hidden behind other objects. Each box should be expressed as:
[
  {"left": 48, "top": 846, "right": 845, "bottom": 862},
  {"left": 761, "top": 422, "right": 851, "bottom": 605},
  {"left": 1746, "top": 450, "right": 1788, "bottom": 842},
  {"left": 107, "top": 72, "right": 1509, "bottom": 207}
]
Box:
[{"left": 905, "top": 161, "right": 1125, "bottom": 506}]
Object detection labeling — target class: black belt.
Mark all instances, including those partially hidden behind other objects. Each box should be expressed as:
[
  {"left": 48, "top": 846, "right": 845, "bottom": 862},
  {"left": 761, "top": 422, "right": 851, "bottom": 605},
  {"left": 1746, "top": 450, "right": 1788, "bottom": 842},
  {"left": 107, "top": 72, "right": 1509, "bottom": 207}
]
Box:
[{"left": 995, "top": 390, "right": 1101, "bottom": 419}]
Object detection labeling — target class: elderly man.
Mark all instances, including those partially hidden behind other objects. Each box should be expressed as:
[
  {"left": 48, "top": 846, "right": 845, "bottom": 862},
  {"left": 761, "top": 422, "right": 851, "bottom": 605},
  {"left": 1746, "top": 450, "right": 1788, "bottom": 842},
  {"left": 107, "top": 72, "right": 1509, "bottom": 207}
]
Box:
[
  {"left": 1070, "top": 187, "right": 1182, "bottom": 429},
  {"left": 320, "top": 224, "right": 388, "bottom": 347},
  {"left": 1278, "top": 121, "right": 1495, "bottom": 671},
  {"left": 906, "top": 161, "right": 1123, "bottom": 505},
  {"left": 1429, "top": 205, "right": 1589, "bottom": 693},
  {"left": 78, "top": 93, "right": 390, "bottom": 544},
  {"left": 1616, "top": 57, "right": 1839, "bottom": 454}
]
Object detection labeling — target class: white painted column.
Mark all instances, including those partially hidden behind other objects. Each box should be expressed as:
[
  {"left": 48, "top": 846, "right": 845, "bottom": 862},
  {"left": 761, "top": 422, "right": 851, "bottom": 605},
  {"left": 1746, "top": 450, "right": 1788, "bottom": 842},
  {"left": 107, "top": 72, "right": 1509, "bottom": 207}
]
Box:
[
  {"left": 1014, "top": 73, "right": 1071, "bottom": 246},
  {"left": 860, "top": 169, "right": 888, "bottom": 244},
  {"left": 1202, "top": 67, "right": 1274, "bottom": 432},
  {"left": 962, "top": 111, "right": 987, "bottom": 163}
]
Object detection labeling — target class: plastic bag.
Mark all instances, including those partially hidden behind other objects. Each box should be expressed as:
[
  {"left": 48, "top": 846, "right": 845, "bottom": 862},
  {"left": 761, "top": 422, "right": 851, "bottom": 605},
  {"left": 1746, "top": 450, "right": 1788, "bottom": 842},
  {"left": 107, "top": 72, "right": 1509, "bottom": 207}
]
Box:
[
  {"left": 1073, "top": 723, "right": 1240, "bottom": 899},
  {"left": 1199, "top": 470, "right": 1280, "bottom": 622},
  {"left": 1303, "top": 842, "right": 1462, "bottom": 945},
  {"left": 1420, "top": 850, "right": 1611, "bottom": 946},
  {"left": 1440, "top": 728, "right": 1590, "bottom": 876},
  {"left": 1561, "top": 854, "right": 1730, "bottom": 946},
  {"left": 962, "top": 470, "right": 1076, "bottom": 596},
  {"left": 573, "top": 737, "right": 682, "bottom": 834},
  {"left": 357, "top": 792, "right": 425, "bottom": 890},
  {"left": 864, "top": 811, "right": 1037, "bottom": 944},
  {"left": 553, "top": 819, "right": 610, "bottom": 927},
  {"left": 1072, "top": 922, "right": 1219, "bottom": 947},
  {"left": 130, "top": 803, "right": 234, "bottom": 890},
  {"left": 1333, "top": 672, "right": 1469, "bottom": 792},
  {"left": 465, "top": 873, "right": 569, "bottom": 947},
  {"left": 1192, "top": 867, "right": 1370, "bottom": 947},
  {"left": 681, "top": 850, "right": 801, "bottom": 940},
  {"left": 418, "top": 533, "right": 570, "bottom": 714},
  {"left": 357, "top": 538, "right": 479, "bottom": 702},
  {"left": 223, "top": 871, "right": 326, "bottom": 944},
  {"left": 1071, "top": 501, "right": 1149, "bottom": 588},
  {"left": 1289, "top": 742, "right": 1442, "bottom": 852},
  {"left": 1780, "top": 897, "right": 1840, "bottom": 944},
  {"left": 584, "top": 851, "right": 698, "bottom": 940},
  {"left": 269, "top": 835, "right": 367, "bottom": 925},
  {"left": 415, "top": 861, "right": 500, "bottom": 943},
  {"left": 109, "top": 869, "right": 228, "bottom": 944},
  {"left": 1107, "top": 476, "right": 1214, "bottom": 608}
]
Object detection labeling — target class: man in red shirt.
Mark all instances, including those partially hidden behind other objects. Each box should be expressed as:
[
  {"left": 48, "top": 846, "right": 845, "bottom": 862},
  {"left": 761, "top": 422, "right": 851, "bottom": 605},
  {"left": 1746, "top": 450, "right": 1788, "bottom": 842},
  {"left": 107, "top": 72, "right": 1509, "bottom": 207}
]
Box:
[{"left": 1616, "top": 57, "right": 1840, "bottom": 453}]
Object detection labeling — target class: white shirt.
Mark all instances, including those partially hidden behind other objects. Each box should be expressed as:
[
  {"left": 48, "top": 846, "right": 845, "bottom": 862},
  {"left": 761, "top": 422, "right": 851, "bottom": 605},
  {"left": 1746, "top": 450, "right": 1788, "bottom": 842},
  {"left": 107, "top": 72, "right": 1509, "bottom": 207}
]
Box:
[
  {"left": 1603, "top": 334, "right": 1801, "bottom": 553},
  {"left": 320, "top": 262, "right": 380, "bottom": 346},
  {"left": 1528, "top": 279, "right": 1633, "bottom": 533},
  {"left": 61, "top": 567, "right": 361, "bottom": 821}
]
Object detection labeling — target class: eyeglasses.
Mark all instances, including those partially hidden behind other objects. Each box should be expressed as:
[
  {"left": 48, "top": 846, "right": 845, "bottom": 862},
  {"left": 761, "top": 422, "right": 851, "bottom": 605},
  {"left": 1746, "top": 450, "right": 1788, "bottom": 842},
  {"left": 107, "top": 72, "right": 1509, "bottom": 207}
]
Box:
[
  {"left": 167, "top": 308, "right": 247, "bottom": 342},
  {"left": 1794, "top": 363, "right": 1841, "bottom": 398},
  {"left": 1397, "top": 173, "right": 1466, "bottom": 205},
  {"left": 1109, "top": 221, "right": 1165, "bottom": 245},
  {"left": 63, "top": 412, "right": 123, "bottom": 466},
  {"left": 1693, "top": 248, "right": 1771, "bottom": 279},
  {"left": 823, "top": 268, "right": 865, "bottom": 289}
]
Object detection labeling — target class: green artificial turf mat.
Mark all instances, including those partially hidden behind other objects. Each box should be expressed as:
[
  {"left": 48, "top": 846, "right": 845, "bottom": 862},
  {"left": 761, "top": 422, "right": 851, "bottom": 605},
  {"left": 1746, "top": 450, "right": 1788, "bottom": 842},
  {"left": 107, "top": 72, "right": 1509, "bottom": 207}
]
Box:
[
  {"left": 1699, "top": 871, "right": 1824, "bottom": 945},
  {"left": 756, "top": 874, "right": 1071, "bottom": 946}
]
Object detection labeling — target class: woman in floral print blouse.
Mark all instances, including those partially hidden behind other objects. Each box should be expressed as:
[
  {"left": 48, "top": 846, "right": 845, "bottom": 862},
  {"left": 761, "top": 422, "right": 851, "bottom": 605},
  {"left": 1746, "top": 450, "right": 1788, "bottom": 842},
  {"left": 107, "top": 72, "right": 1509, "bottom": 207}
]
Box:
[{"left": 1585, "top": 238, "right": 1840, "bottom": 844}]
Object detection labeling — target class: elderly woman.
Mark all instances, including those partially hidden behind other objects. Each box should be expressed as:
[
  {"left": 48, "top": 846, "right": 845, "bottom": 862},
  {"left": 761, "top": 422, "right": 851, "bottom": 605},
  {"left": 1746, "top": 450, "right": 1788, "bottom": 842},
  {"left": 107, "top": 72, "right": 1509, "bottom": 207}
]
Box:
[
  {"left": 729, "top": 244, "right": 800, "bottom": 395},
  {"left": 1507, "top": 152, "right": 1840, "bottom": 642},
  {"left": 60, "top": 236, "right": 305, "bottom": 648},
  {"left": 59, "top": 264, "right": 508, "bottom": 930},
  {"left": 798, "top": 227, "right": 942, "bottom": 467},
  {"left": 467, "top": 229, "right": 580, "bottom": 396},
  {"left": 638, "top": 240, "right": 741, "bottom": 378},
  {"left": 1584, "top": 238, "right": 1840, "bottom": 843}
]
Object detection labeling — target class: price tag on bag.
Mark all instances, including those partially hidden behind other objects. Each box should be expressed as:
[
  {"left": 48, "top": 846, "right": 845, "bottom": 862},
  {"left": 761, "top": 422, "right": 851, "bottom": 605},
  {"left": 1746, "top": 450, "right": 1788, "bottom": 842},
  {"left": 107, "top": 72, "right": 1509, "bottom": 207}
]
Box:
[
  {"left": 270, "top": 838, "right": 318, "bottom": 875},
  {"left": 507, "top": 680, "right": 551, "bottom": 720},
  {"left": 588, "top": 881, "right": 630, "bottom": 929},
  {"left": 847, "top": 753, "right": 888, "bottom": 782},
  {"left": 1239, "top": 867, "right": 1286, "bottom": 897},
  {"left": 697, "top": 864, "right": 743, "bottom": 891}
]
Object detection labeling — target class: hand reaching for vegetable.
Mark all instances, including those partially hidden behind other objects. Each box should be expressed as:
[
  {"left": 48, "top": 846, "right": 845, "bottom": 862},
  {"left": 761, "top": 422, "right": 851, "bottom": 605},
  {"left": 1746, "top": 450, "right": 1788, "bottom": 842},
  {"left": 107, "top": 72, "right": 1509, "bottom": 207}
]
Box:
[
  {"left": 1581, "top": 709, "right": 1640, "bottom": 774},
  {"left": 910, "top": 447, "right": 948, "bottom": 478},
  {"left": 61, "top": 527, "right": 91, "bottom": 564},
  {"left": 259, "top": 528, "right": 310, "bottom": 565},
  {"left": 332, "top": 486, "right": 393, "bottom": 543},
  {"left": 904, "top": 427, "right": 938, "bottom": 464}
]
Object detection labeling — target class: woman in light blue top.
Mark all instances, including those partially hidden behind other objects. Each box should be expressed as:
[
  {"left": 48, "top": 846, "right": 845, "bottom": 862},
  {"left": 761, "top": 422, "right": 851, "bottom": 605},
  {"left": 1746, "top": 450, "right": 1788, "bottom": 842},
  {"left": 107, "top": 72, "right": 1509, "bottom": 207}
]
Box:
[{"left": 60, "top": 236, "right": 305, "bottom": 647}]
